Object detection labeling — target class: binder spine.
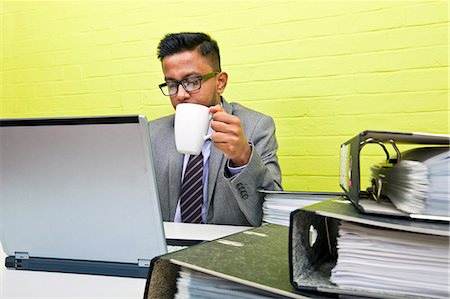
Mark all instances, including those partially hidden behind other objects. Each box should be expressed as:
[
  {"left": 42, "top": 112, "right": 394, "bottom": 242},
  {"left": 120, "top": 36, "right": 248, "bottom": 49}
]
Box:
[{"left": 289, "top": 209, "right": 339, "bottom": 291}]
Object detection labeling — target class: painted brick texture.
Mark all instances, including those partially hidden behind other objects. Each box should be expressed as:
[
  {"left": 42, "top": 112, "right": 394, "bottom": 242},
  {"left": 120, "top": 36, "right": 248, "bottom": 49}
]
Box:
[{"left": 1, "top": 1, "right": 448, "bottom": 191}]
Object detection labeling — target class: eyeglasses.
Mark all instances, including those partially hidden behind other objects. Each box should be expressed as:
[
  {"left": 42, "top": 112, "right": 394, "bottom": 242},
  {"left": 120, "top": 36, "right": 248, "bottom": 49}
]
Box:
[{"left": 158, "top": 71, "right": 219, "bottom": 96}]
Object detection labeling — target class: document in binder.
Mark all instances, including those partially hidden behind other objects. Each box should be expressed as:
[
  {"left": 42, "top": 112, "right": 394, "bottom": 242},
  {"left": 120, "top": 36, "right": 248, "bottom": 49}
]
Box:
[
  {"left": 339, "top": 130, "right": 450, "bottom": 221},
  {"left": 289, "top": 198, "right": 450, "bottom": 299}
]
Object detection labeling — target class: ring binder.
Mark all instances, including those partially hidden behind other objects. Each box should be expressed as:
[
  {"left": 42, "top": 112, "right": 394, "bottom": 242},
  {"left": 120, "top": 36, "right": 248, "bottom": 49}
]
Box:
[
  {"left": 360, "top": 138, "right": 402, "bottom": 203},
  {"left": 360, "top": 137, "right": 401, "bottom": 164},
  {"left": 339, "top": 130, "right": 450, "bottom": 221},
  {"left": 289, "top": 198, "right": 450, "bottom": 299}
]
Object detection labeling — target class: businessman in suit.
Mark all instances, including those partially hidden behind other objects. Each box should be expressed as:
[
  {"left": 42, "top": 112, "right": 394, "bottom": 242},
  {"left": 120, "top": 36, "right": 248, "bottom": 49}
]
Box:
[{"left": 149, "top": 32, "right": 282, "bottom": 226}]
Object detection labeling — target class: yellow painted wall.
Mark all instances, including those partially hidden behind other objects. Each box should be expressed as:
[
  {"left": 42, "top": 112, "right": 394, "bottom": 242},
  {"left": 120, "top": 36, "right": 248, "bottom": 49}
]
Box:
[{"left": 1, "top": 1, "right": 448, "bottom": 191}]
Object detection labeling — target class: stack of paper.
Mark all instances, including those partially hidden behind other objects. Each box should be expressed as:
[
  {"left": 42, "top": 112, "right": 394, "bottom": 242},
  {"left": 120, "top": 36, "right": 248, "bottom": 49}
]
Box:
[
  {"left": 175, "top": 267, "right": 280, "bottom": 299},
  {"left": 370, "top": 160, "right": 428, "bottom": 213},
  {"left": 370, "top": 146, "right": 449, "bottom": 216},
  {"left": 330, "top": 221, "right": 449, "bottom": 299},
  {"left": 422, "top": 149, "right": 450, "bottom": 216},
  {"left": 261, "top": 191, "right": 341, "bottom": 226}
]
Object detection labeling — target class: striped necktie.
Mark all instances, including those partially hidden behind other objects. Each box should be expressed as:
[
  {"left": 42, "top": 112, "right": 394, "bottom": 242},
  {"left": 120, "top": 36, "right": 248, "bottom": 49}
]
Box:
[{"left": 179, "top": 153, "right": 204, "bottom": 223}]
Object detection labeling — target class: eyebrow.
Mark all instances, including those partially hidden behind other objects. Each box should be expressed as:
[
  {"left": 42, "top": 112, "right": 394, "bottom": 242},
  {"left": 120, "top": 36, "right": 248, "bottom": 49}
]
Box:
[{"left": 164, "top": 72, "right": 200, "bottom": 81}]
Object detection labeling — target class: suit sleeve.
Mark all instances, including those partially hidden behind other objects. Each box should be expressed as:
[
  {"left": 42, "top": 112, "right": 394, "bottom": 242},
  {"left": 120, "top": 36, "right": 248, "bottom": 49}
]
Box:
[{"left": 224, "top": 114, "right": 282, "bottom": 226}]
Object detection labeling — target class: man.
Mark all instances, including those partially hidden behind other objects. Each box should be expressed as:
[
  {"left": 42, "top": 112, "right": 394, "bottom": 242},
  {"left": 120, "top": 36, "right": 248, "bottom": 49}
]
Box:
[{"left": 149, "top": 32, "right": 282, "bottom": 226}]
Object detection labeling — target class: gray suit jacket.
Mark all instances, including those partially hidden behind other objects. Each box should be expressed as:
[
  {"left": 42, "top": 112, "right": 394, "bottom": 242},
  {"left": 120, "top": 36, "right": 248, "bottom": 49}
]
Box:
[{"left": 148, "top": 100, "right": 282, "bottom": 226}]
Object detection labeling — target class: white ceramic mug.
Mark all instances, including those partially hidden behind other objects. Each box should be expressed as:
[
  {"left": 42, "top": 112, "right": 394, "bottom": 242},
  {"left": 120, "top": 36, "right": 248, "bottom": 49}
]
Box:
[{"left": 174, "top": 103, "right": 212, "bottom": 155}]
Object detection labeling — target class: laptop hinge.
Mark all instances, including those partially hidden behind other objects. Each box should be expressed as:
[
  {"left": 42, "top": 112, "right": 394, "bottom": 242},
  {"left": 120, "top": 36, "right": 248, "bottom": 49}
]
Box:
[
  {"left": 15, "top": 252, "right": 29, "bottom": 260},
  {"left": 138, "top": 259, "right": 150, "bottom": 267},
  {"left": 13, "top": 252, "right": 29, "bottom": 269}
]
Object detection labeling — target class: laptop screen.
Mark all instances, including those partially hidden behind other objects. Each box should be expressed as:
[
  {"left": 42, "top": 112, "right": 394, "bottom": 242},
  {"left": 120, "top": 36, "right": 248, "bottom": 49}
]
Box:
[{"left": 0, "top": 115, "right": 166, "bottom": 265}]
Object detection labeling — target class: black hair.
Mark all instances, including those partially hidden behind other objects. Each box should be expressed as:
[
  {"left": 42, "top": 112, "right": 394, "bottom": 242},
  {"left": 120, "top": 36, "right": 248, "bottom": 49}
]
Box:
[{"left": 157, "top": 32, "right": 221, "bottom": 71}]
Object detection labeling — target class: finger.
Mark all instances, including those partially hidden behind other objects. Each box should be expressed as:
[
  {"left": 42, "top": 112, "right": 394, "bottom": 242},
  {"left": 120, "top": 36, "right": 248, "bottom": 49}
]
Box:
[
  {"left": 212, "top": 111, "right": 241, "bottom": 126},
  {"left": 211, "top": 131, "right": 238, "bottom": 144},
  {"left": 212, "top": 132, "right": 245, "bottom": 159},
  {"left": 211, "top": 118, "right": 227, "bottom": 132},
  {"left": 211, "top": 121, "right": 240, "bottom": 138},
  {"left": 209, "top": 104, "right": 223, "bottom": 114}
]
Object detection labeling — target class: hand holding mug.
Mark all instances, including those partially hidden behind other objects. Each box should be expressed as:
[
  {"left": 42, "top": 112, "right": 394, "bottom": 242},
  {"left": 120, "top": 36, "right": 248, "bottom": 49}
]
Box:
[{"left": 209, "top": 104, "right": 251, "bottom": 167}]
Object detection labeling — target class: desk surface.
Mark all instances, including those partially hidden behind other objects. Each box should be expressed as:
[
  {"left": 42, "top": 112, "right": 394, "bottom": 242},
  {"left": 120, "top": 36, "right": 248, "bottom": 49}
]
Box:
[
  {"left": 163, "top": 222, "right": 250, "bottom": 241},
  {"left": 0, "top": 222, "right": 250, "bottom": 298}
]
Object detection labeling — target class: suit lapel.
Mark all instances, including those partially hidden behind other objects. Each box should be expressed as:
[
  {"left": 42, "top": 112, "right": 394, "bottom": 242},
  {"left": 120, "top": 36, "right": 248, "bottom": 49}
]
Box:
[
  {"left": 167, "top": 117, "right": 183, "bottom": 220},
  {"left": 207, "top": 145, "right": 223, "bottom": 205},
  {"left": 206, "top": 100, "right": 233, "bottom": 210}
]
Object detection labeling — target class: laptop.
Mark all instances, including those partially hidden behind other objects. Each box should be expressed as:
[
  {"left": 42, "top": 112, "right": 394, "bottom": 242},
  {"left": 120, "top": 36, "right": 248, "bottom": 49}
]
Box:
[
  {"left": 0, "top": 115, "right": 167, "bottom": 278},
  {"left": 339, "top": 130, "right": 450, "bottom": 222}
]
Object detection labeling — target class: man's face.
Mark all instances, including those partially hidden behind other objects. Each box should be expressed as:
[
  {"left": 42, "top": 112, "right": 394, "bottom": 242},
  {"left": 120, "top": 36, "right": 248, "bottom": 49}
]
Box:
[{"left": 161, "top": 50, "right": 221, "bottom": 110}]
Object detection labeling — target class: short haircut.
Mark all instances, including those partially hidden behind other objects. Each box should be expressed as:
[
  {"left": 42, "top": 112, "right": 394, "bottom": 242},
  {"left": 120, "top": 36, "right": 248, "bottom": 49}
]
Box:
[{"left": 157, "top": 32, "right": 221, "bottom": 71}]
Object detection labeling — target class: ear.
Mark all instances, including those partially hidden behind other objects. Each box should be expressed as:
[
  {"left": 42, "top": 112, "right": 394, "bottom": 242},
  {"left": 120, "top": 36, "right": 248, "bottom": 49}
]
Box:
[{"left": 216, "top": 72, "right": 228, "bottom": 94}]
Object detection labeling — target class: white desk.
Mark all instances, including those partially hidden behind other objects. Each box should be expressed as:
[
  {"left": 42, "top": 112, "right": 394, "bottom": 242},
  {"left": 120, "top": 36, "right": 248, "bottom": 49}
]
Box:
[
  {"left": 0, "top": 223, "right": 250, "bottom": 298},
  {"left": 163, "top": 222, "right": 249, "bottom": 242}
]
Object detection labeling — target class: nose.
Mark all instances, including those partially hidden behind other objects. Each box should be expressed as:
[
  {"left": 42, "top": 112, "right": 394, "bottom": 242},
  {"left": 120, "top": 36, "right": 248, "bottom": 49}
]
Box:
[{"left": 174, "top": 83, "right": 191, "bottom": 103}]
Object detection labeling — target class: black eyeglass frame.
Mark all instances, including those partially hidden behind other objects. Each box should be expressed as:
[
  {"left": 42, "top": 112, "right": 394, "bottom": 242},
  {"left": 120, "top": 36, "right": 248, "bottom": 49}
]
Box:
[{"left": 158, "top": 71, "right": 219, "bottom": 96}]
